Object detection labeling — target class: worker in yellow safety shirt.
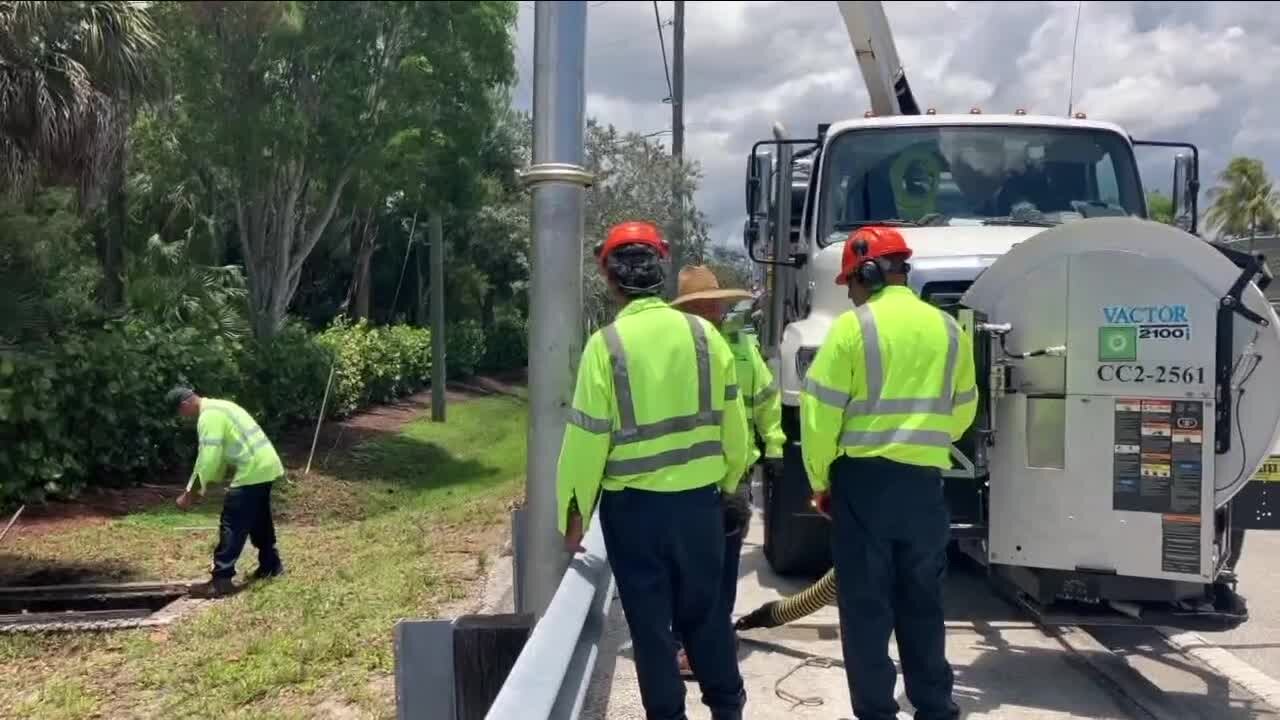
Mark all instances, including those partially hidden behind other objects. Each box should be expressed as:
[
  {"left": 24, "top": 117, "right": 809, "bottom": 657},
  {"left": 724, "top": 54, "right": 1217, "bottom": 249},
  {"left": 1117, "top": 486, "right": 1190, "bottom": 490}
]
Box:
[
  {"left": 800, "top": 227, "right": 977, "bottom": 720},
  {"left": 669, "top": 264, "right": 786, "bottom": 678},
  {"left": 168, "top": 386, "right": 286, "bottom": 599},
  {"left": 557, "top": 221, "right": 751, "bottom": 720}
]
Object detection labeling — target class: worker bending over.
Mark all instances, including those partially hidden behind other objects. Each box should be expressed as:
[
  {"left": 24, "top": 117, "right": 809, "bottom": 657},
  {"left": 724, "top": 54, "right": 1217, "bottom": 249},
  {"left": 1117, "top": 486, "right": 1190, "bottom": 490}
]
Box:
[
  {"left": 670, "top": 264, "right": 786, "bottom": 677},
  {"left": 557, "top": 222, "right": 751, "bottom": 720},
  {"left": 800, "top": 227, "right": 977, "bottom": 720},
  {"left": 169, "top": 386, "right": 287, "bottom": 599}
]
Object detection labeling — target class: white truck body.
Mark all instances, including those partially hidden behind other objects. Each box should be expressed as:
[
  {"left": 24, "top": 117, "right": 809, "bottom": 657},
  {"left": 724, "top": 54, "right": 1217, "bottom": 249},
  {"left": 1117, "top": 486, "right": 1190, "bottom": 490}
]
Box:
[{"left": 772, "top": 113, "right": 1145, "bottom": 406}]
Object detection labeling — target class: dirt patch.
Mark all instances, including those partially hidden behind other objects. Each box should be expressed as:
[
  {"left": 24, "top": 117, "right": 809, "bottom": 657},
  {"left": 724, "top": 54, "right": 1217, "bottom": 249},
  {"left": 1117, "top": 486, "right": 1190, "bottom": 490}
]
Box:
[
  {"left": 13, "top": 484, "right": 178, "bottom": 538},
  {"left": 9, "top": 373, "right": 528, "bottom": 539}
]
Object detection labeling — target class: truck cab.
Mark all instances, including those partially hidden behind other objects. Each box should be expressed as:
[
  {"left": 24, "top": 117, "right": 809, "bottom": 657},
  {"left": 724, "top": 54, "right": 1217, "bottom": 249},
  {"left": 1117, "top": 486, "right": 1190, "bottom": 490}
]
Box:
[{"left": 746, "top": 113, "right": 1202, "bottom": 576}]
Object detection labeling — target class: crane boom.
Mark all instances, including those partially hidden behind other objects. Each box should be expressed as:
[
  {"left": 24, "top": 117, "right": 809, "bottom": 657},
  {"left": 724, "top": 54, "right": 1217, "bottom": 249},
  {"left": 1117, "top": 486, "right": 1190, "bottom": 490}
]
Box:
[{"left": 836, "top": 1, "right": 920, "bottom": 116}]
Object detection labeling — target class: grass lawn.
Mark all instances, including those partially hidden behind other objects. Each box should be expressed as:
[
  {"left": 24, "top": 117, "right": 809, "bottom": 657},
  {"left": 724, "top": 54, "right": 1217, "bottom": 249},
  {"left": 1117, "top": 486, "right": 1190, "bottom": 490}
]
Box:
[{"left": 0, "top": 392, "right": 528, "bottom": 720}]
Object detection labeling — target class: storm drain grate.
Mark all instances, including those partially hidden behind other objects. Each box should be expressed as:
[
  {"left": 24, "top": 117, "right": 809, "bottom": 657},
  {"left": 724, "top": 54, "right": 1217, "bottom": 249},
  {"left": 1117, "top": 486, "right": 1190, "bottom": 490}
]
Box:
[{"left": 0, "top": 581, "right": 201, "bottom": 633}]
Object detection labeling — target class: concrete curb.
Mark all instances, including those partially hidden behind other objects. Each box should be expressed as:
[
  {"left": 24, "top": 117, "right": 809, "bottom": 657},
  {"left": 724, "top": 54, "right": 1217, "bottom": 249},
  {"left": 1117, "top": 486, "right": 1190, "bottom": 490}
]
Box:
[
  {"left": 1049, "top": 624, "right": 1191, "bottom": 720},
  {"left": 1157, "top": 627, "right": 1280, "bottom": 712}
]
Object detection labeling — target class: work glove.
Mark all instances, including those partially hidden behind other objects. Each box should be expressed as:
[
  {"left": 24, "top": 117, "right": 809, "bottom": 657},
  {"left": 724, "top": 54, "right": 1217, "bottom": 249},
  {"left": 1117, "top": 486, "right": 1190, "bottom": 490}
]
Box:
[{"left": 722, "top": 486, "right": 752, "bottom": 536}]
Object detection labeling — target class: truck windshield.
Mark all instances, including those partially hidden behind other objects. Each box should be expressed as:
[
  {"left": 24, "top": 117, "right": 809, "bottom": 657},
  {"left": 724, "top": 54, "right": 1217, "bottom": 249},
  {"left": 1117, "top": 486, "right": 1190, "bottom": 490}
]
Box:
[{"left": 817, "top": 125, "right": 1144, "bottom": 245}]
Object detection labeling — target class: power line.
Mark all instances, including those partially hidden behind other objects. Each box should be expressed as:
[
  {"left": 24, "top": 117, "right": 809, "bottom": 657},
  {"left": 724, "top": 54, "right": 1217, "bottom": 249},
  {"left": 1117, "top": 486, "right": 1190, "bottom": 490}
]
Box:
[{"left": 651, "top": 1, "right": 674, "bottom": 101}]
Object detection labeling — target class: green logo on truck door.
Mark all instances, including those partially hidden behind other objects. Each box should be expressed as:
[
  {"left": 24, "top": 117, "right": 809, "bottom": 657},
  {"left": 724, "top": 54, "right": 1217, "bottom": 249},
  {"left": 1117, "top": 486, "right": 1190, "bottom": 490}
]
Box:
[{"left": 1098, "top": 326, "right": 1138, "bottom": 361}]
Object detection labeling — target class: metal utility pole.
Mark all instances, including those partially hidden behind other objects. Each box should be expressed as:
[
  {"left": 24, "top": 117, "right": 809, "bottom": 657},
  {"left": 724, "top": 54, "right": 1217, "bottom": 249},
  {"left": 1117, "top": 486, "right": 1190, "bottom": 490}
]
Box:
[
  {"left": 430, "top": 213, "right": 446, "bottom": 422},
  {"left": 672, "top": 0, "right": 685, "bottom": 162},
  {"left": 664, "top": 0, "right": 687, "bottom": 293},
  {"left": 517, "top": 0, "right": 591, "bottom": 619}
]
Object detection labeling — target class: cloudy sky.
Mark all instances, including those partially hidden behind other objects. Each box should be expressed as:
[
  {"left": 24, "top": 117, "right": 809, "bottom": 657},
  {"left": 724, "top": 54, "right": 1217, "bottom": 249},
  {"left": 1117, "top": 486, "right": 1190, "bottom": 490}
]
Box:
[{"left": 510, "top": 1, "right": 1280, "bottom": 248}]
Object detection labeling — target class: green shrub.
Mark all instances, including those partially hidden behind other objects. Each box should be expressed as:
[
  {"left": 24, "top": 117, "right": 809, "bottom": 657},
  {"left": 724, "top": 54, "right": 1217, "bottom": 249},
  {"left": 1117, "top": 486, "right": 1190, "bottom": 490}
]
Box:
[
  {"left": 0, "top": 316, "right": 244, "bottom": 505},
  {"left": 314, "top": 318, "right": 435, "bottom": 415},
  {"left": 447, "top": 320, "right": 486, "bottom": 378},
  {"left": 316, "top": 318, "right": 374, "bottom": 417},
  {"left": 480, "top": 310, "right": 528, "bottom": 372},
  {"left": 0, "top": 314, "right": 436, "bottom": 506},
  {"left": 240, "top": 322, "right": 332, "bottom": 436},
  {"left": 385, "top": 324, "right": 433, "bottom": 392}
]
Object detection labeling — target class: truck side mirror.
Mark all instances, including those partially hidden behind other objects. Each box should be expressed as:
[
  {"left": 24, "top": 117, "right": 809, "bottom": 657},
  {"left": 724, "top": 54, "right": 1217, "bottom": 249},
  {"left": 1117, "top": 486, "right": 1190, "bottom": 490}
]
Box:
[
  {"left": 745, "top": 135, "right": 816, "bottom": 268},
  {"left": 1171, "top": 152, "right": 1199, "bottom": 234},
  {"left": 745, "top": 151, "right": 771, "bottom": 217},
  {"left": 744, "top": 152, "right": 772, "bottom": 256}
]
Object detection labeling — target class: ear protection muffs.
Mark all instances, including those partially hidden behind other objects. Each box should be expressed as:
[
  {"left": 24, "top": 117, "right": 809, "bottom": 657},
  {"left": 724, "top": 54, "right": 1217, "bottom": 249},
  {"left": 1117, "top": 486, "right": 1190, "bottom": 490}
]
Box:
[{"left": 853, "top": 237, "right": 889, "bottom": 294}]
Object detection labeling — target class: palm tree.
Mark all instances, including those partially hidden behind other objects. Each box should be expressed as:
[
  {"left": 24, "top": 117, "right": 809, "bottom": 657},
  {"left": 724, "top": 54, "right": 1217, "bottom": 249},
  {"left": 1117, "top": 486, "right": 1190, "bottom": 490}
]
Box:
[
  {"left": 127, "top": 232, "right": 250, "bottom": 343},
  {"left": 0, "top": 0, "right": 161, "bottom": 309},
  {"left": 1205, "top": 157, "right": 1280, "bottom": 251}
]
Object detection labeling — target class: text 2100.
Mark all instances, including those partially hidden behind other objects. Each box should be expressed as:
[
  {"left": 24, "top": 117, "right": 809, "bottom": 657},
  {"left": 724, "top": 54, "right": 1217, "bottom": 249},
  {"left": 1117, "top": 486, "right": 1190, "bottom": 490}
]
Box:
[{"left": 1096, "top": 365, "right": 1206, "bottom": 384}]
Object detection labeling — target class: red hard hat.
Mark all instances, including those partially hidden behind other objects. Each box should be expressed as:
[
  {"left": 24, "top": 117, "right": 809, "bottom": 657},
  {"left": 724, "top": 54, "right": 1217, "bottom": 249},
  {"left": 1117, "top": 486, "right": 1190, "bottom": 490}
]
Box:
[
  {"left": 596, "top": 221, "right": 670, "bottom": 268},
  {"left": 836, "top": 226, "right": 913, "bottom": 285}
]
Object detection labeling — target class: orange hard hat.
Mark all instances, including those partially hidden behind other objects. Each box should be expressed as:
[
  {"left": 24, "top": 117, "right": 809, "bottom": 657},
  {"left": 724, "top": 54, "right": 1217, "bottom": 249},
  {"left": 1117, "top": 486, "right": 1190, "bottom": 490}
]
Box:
[
  {"left": 596, "top": 221, "right": 670, "bottom": 269},
  {"left": 836, "top": 226, "right": 913, "bottom": 285}
]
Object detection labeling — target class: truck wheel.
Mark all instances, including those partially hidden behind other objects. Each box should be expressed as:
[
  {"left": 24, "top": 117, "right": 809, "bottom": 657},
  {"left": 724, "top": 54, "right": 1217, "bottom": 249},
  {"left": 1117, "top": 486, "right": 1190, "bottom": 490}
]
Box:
[{"left": 762, "top": 412, "right": 832, "bottom": 578}]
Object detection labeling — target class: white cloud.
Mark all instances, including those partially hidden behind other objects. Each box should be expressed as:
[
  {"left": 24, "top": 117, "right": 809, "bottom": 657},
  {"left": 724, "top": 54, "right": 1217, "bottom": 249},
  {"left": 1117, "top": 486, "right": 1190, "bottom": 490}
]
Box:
[{"left": 512, "top": 1, "right": 1280, "bottom": 247}]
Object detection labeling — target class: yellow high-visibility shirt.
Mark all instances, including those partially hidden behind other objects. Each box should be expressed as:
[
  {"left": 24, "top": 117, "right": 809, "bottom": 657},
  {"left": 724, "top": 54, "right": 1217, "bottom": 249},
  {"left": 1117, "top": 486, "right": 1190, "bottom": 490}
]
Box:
[
  {"left": 800, "top": 285, "right": 977, "bottom": 492},
  {"left": 189, "top": 399, "right": 284, "bottom": 493},
  {"left": 727, "top": 330, "right": 786, "bottom": 464},
  {"left": 555, "top": 297, "right": 751, "bottom": 533}
]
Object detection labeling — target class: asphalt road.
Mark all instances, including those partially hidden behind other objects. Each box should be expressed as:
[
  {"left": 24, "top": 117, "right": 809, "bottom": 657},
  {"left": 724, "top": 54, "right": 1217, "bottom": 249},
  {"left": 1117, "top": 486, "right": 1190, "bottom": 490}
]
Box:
[
  {"left": 1077, "top": 527, "right": 1280, "bottom": 720},
  {"left": 582, "top": 512, "right": 1280, "bottom": 720},
  {"left": 1195, "top": 529, "right": 1280, "bottom": 680}
]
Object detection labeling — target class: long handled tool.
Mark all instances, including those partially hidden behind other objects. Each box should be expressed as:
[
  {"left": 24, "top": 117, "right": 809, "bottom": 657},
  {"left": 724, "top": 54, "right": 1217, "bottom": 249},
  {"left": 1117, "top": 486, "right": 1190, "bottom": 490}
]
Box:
[{"left": 0, "top": 505, "right": 25, "bottom": 546}]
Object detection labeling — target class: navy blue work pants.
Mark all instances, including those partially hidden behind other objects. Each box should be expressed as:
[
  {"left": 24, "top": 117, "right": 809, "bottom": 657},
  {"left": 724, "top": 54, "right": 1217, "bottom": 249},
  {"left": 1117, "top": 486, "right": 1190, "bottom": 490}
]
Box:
[
  {"left": 720, "top": 510, "right": 747, "bottom": 621},
  {"left": 600, "top": 484, "right": 746, "bottom": 720},
  {"left": 212, "top": 481, "right": 282, "bottom": 580},
  {"left": 829, "top": 456, "right": 959, "bottom": 720},
  {"left": 676, "top": 482, "right": 750, "bottom": 649}
]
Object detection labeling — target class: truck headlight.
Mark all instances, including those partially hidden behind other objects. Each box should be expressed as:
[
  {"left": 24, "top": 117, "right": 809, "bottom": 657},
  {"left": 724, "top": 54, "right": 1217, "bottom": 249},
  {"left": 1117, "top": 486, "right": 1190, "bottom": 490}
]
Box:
[{"left": 796, "top": 346, "right": 818, "bottom": 380}]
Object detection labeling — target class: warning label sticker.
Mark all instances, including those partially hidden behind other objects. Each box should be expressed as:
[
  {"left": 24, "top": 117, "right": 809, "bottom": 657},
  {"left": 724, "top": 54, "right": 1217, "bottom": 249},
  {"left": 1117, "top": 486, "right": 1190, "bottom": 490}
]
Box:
[
  {"left": 1162, "top": 514, "right": 1201, "bottom": 575},
  {"left": 1114, "top": 398, "right": 1204, "bottom": 515}
]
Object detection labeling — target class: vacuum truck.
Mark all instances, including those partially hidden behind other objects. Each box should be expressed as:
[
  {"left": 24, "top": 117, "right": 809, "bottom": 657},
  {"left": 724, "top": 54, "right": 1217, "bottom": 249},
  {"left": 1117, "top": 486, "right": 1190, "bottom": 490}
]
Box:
[{"left": 741, "top": 1, "right": 1280, "bottom": 629}]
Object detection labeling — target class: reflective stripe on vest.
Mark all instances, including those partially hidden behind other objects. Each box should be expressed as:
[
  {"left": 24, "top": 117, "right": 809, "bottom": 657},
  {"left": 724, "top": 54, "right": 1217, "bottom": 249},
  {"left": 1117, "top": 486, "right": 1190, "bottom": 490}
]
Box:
[
  {"left": 750, "top": 379, "right": 778, "bottom": 408},
  {"left": 730, "top": 333, "right": 774, "bottom": 409},
  {"left": 803, "top": 304, "right": 966, "bottom": 447},
  {"left": 206, "top": 404, "right": 269, "bottom": 463},
  {"left": 602, "top": 314, "right": 721, "bottom": 447},
  {"left": 583, "top": 313, "right": 724, "bottom": 476}
]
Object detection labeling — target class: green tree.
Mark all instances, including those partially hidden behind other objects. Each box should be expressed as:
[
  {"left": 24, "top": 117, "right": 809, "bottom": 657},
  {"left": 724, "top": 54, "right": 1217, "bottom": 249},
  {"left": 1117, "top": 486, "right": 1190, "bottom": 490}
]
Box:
[
  {"left": 0, "top": 0, "right": 161, "bottom": 309},
  {"left": 164, "top": 1, "right": 516, "bottom": 340},
  {"left": 580, "top": 121, "right": 711, "bottom": 333},
  {"left": 0, "top": 190, "right": 99, "bottom": 351},
  {"left": 704, "top": 244, "right": 755, "bottom": 293},
  {"left": 1146, "top": 190, "right": 1174, "bottom": 225},
  {"left": 1206, "top": 157, "right": 1279, "bottom": 248},
  {"left": 125, "top": 233, "right": 250, "bottom": 342}
]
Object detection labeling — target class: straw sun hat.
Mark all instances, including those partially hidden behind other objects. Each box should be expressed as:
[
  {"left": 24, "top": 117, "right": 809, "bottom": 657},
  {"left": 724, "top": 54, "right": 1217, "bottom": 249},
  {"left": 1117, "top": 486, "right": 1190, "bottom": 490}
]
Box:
[{"left": 670, "top": 265, "right": 753, "bottom": 307}]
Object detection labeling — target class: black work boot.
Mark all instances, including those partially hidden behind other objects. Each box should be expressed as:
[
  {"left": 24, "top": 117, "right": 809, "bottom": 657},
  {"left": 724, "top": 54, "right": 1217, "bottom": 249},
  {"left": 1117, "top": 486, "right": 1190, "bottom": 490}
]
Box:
[
  {"left": 252, "top": 564, "right": 286, "bottom": 581},
  {"left": 189, "top": 577, "right": 237, "bottom": 599}
]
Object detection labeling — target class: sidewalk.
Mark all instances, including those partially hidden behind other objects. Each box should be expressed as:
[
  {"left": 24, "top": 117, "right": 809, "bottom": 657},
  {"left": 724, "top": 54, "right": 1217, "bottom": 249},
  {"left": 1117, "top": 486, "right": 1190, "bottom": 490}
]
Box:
[{"left": 581, "top": 518, "right": 1137, "bottom": 719}]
